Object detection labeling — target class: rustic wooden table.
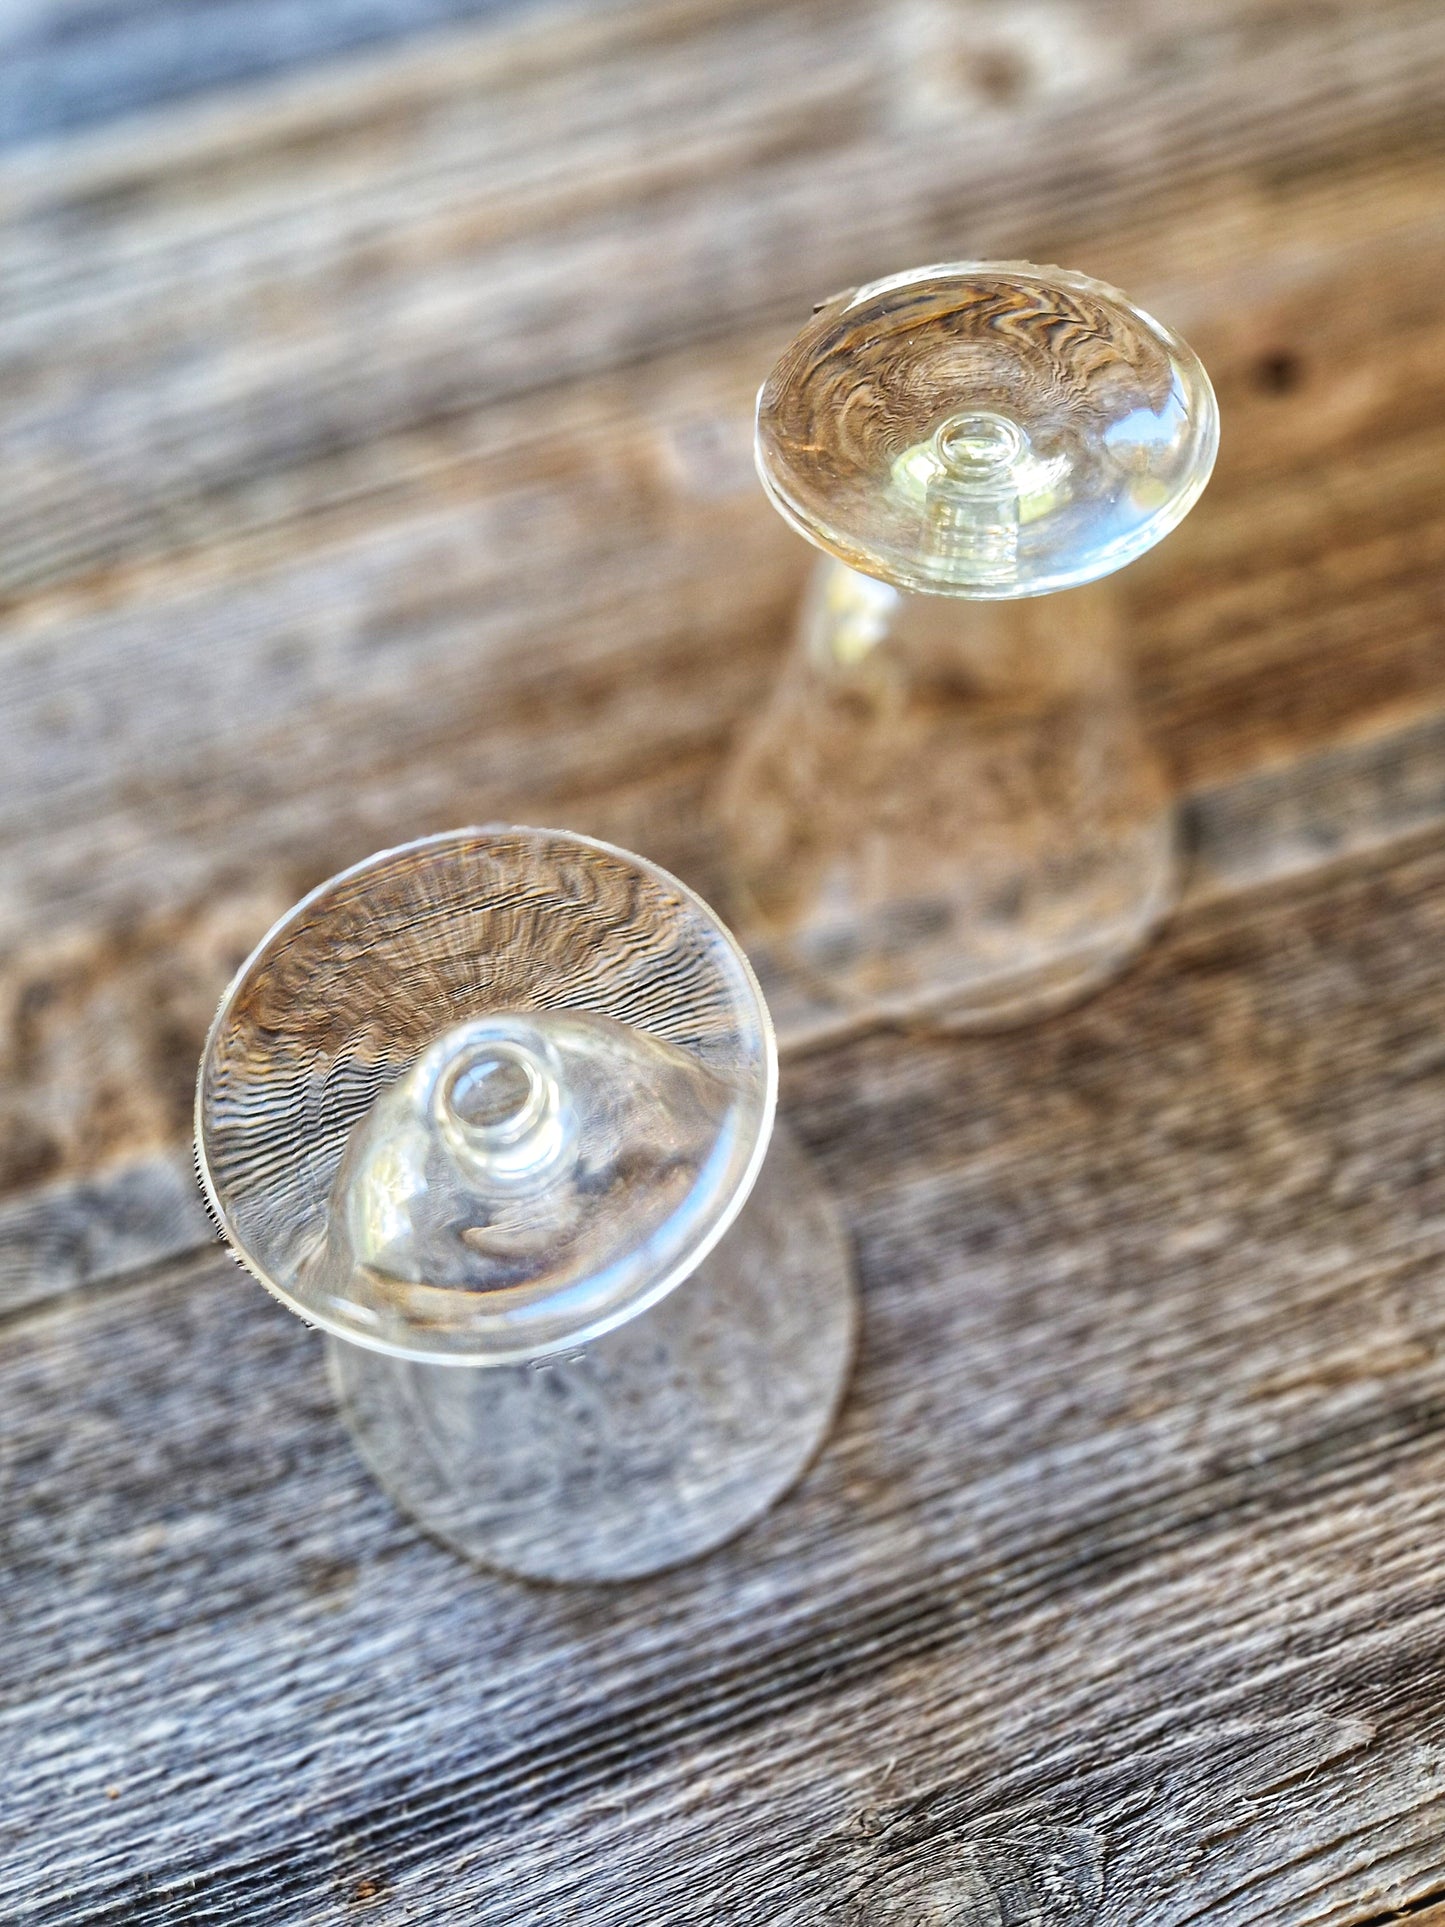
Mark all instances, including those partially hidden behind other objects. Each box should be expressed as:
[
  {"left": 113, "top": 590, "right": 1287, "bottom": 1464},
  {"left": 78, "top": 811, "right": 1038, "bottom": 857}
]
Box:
[{"left": 4, "top": 0, "right": 1445, "bottom": 1919}]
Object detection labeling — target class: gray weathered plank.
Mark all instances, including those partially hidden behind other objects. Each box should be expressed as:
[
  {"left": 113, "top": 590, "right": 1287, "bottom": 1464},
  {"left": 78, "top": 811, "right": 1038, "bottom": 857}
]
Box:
[
  {"left": 0, "top": 0, "right": 567, "bottom": 148},
  {"left": 4, "top": 829, "right": 1445, "bottom": 1922},
  {"left": 0, "top": 1149, "right": 207, "bottom": 1321}
]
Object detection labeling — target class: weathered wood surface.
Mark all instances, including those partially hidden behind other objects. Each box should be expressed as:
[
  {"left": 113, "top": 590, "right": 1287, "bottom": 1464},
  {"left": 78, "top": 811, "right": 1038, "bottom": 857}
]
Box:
[
  {"left": 3, "top": 0, "right": 1445, "bottom": 1918},
  {"left": 7, "top": 838, "right": 1445, "bottom": 1922},
  {"left": 0, "top": 0, "right": 562, "bottom": 147}
]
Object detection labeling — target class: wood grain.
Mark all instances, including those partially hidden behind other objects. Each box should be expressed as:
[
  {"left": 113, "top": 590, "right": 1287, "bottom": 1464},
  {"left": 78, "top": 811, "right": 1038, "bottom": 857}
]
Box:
[
  {"left": 5, "top": 831, "right": 1445, "bottom": 1923},
  {"left": 4, "top": 0, "right": 1445, "bottom": 1917},
  {"left": 0, "top": 0, "right": 556, "bottom": 148}
]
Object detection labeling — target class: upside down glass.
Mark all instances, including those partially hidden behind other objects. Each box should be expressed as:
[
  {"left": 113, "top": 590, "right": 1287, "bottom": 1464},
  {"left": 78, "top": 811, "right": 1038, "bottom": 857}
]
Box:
[
  {"left": 195, "top": 827, "right": 857, "bottom": 1582},
  {"left": 721, "top": 262, "right": 1219, "bottom": 1031}
]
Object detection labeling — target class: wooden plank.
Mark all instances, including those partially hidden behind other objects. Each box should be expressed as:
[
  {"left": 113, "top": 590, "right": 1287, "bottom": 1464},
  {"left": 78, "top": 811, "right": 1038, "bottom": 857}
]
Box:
[
  {"left": 3, "top": 0, "right": 1445, "bottom": 1215},
  {"left": 0, "top": 0, "right": 564, "bottom": 149},
  {"left": 6, "top": 1, "right": 1445, "bottom": 1919},
  {"left": 0, "top": 1150, "right": 207, "bottom": 1321},
  {"left": 3, "top": 0, "right": 1443, "bottom": 606},
  {"left": 4, "top": 828, "right": 1445, "bottom": 1922},
  {"left": 1184, "top": 710, "right": 1445, "bottom": 906},
  {"left": 3, "top": 153, "right": 1445, "bottom": 1153}
]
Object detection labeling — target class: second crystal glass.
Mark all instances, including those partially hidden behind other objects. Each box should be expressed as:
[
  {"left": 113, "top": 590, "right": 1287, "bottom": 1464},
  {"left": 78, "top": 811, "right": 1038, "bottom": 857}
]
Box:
[{"left": 721, "top": 261, "right": 1219, "bottom": 1032}]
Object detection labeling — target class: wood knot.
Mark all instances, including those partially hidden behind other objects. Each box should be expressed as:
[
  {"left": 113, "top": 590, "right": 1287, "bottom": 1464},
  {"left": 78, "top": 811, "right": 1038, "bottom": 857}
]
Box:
[
  {"left": 846, "top": 1816, "right": 1103, "bottom": 1925},
  {"left": 346, "top": 1872, "right": 390, "bottom": 1909},
  {"left": 965, "top": 43, "right": 1034, "bottom": 106},
  {"left": 1254, "top": 349, "right": 1304, "bottom": 395}
]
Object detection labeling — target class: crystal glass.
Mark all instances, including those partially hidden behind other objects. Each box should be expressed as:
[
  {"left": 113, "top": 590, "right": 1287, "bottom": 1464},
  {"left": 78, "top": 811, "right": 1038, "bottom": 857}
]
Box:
[
  {"left": 721, "top": 261, "right": 1219, "bottom": 1031},
  {"left": 195, "top": 827, "right": 857, "bottom": 1581}
]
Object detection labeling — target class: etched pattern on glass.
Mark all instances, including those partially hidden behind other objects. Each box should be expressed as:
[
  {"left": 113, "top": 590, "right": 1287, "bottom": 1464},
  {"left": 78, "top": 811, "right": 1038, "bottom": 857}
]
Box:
[
  {"left": 331, "top": 1126, "right": 856, "bottom": 1582},
  {"left": 197, "top": 827, "right": 774, "bottom": 1362},
  {"left": 196, "top": 826, "right": 858, "bottom": 1579},
  {"left": 723, "top": 569, "right": 1177, "bottom": 1027},
  {"left": 725, "top": 261, "right": 1218, "bottom": 1031}
]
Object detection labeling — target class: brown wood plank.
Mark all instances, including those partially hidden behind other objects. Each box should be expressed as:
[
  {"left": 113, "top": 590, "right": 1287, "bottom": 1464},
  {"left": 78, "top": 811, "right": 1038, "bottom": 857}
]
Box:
[
  {"left": 4, "top": 1, "right": 1445, "bottom": 1206},
  {"left": 3, "top": 159, "right": 1445, "bottom": 1194}
]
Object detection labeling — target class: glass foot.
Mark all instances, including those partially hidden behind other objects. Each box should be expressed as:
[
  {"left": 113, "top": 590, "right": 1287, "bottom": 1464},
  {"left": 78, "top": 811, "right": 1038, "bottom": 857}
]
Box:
[
  {"left": 924, "top": 816, "right": 1178, "bottom": 1032},
  {"left": 757, "top": 261, "right": 1217, "bottom": 600},
  {"left": 327, "top": 1124, "right": 857, "bottom": 1582},
  {"left": 722, "top": 562, "right": 1179, "bottom": 1034}
]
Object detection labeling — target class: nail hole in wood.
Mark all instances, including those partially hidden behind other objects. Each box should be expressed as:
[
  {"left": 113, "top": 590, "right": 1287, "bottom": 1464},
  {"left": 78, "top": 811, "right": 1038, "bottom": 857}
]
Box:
[
  {"left": 962, "top": 44, "right": 1032, "bottom": 106},
  {"left": 1255, "top": 349, "right": 1303, "bottom": 394}
]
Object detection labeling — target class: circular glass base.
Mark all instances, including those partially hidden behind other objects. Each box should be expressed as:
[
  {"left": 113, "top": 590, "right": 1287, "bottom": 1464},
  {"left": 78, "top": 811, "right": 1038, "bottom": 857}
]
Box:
[
  {"left": 196, "top": 827, "right": 775, "bottom": 1366},
  {"left": 328, "top": 1125, "right": 857, "bottom": 1582},
  {"left": 756, "top": 262, "right": 1218, "bottom": 599}
]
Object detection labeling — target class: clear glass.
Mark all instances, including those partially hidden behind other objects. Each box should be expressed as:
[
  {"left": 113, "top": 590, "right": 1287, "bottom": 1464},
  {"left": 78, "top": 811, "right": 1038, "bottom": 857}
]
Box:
[
  {"left": 329, "top": 1123, "right": 853, "bottom": 1582},
  {"left": 196, "top": 826, "right": 857, "bottom": 1580},
  {"left": 724, "top": 261, "right": 1218, "bottom": 1031}
]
